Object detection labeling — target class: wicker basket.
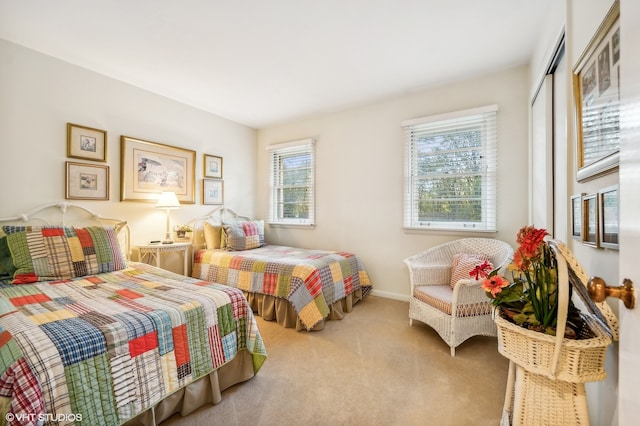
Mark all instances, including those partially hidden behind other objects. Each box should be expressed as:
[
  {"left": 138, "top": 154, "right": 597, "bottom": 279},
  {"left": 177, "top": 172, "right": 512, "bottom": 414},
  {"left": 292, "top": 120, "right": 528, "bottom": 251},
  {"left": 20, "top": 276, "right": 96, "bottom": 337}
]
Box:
[
  {"left": 496, "top": 312, "right": 610, "bottom": 383},
  {"left": 495, "top": 240, "right": 614, "bottom": 383}
]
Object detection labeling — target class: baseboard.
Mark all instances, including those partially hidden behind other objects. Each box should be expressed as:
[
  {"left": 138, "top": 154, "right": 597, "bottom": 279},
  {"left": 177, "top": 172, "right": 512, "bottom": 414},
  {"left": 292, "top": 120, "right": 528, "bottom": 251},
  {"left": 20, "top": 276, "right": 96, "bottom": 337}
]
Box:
[{"left": 370, "top": 289, "right": 410, "bottom": 302}]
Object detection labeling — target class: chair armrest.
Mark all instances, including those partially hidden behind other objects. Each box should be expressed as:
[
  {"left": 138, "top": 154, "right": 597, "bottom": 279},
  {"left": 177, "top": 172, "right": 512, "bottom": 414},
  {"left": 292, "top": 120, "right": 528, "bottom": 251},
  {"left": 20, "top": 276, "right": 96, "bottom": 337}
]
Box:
[
  {"left": 451, "top": 279, "right": 490, "bottom": 304},
  {"left": 404, "top": 262, "right": 451, "bottom": 287}
]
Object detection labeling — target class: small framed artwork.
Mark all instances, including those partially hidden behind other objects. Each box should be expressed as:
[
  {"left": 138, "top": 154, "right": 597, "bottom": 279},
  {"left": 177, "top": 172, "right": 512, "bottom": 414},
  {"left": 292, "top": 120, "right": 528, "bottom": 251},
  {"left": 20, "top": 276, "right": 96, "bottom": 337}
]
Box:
[
  {"left": 570, "top": 193, "right": 584, "bottom": 240},
  {"left": 204, "top": 154, "right": 223, "bottom": 178},
  {"left": 582, "top": 193, "right": 599, "bottom": 247},
  {"left": 65, "top": 161, "right": 109, "bottom": 200},
  {"left": 599, "top": 185, "right": 619, "bottom": 249},
  {"left": 202, "top": 179, "right": 223, "bottom": 205},
  {"left": 572, "top": 2, "right": 620, "bottom": 181},
  {"left": 67, "top": 123, "right": 107, "bottom": 162},
  {"left": 120, "top": 136, "right": 196, "bottom": 203}
]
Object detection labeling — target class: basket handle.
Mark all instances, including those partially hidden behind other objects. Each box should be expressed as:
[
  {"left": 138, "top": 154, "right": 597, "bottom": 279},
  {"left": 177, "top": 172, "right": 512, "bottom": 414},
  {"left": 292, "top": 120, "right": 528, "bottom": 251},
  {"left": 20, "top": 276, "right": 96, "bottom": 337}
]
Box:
[{"left": 550, "top": 243, "right": 569, "bottom": 377}]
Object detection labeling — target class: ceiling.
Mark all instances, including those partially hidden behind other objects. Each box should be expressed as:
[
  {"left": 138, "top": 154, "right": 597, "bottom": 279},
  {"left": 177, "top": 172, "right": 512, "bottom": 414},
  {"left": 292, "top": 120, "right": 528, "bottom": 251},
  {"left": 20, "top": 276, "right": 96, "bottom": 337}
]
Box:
[{"left": 0, "top": 0, "right": 553, "bottom": 129}]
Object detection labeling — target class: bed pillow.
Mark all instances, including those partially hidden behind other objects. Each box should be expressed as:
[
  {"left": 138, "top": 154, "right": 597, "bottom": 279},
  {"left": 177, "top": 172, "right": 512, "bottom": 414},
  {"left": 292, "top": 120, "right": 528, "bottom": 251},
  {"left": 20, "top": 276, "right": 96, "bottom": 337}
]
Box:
[
  {"left": 0, "top": 236, "right": 17, "bottom": 279},
  {"left": 222, "top": 220, "right": 265, "bottom": 251},
  {"left": 449, "top": 253, "right": 492, "bottom": 288},
  {"left": 203, "top": 222, "right": 223, "bottom": 249},
  {"left": 2, "top": 225, "right": 127, "bottom": 284}
]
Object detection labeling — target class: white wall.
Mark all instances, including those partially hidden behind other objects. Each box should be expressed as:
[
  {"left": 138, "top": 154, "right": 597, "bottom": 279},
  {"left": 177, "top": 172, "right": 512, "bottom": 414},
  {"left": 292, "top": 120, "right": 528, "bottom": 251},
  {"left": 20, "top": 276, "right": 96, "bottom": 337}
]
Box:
[
  {"left": 257, "top": 67, "right": 530, "bottom": 300},
  {"left": 0, "top": 39, "right": 258, "bottom": 263}
]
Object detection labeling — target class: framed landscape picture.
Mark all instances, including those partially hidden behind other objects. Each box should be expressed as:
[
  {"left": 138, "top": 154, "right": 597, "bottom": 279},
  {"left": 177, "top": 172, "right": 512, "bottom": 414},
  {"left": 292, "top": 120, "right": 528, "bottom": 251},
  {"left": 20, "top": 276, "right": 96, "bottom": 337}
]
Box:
[
  {"left": 67, "top": 123, "right": 107, "bottom": 162},
  {"left": 65, "top": 161, "right": 109, "bottom": 200},
  {"left": 202, "top": 179, "right": 223, "bottom": 205},
  {"left": 204, "top": 154, "right": 223, "bottom": 178},
  {"left": 120, "top": 136, "right": 195, "bottom": 203}
]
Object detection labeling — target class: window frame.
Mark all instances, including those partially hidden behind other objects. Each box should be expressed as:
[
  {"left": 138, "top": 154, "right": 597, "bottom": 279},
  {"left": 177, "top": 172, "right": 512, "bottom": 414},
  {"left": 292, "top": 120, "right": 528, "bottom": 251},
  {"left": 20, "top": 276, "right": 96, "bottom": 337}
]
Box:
[
  {"left": 267, "top": 138, "right": 315, "bottom": 226},
  {"left": 402, "top": 105, "right": 498, "bottom": 232}
]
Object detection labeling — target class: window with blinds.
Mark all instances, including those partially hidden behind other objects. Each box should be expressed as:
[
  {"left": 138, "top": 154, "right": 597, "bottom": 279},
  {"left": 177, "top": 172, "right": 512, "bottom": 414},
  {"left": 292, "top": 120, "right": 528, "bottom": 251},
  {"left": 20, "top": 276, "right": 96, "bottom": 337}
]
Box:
[
  {"left": 267, "top": 138, "right": 315, "bottom": 225},
  {"left": 402, "top": 105, "right": 498, "bottom": 231}
]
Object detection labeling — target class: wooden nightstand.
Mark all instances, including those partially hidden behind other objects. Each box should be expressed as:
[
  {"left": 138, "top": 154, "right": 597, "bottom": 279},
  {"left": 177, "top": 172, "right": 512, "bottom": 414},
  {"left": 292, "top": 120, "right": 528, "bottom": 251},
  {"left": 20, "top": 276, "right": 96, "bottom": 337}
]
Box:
[{"left": 136, "top": 242, "right": 191, "bottom": 275}]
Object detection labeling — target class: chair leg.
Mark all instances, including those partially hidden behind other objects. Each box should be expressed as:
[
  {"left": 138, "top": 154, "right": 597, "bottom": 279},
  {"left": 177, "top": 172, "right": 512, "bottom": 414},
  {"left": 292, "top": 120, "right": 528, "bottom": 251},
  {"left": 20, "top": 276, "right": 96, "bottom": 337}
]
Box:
[
  {"left": 409, "top": 318, "right": 413, "bottom": 326},
  {"left": 450, "top": 346, "right": 456, "bottom": 357}
]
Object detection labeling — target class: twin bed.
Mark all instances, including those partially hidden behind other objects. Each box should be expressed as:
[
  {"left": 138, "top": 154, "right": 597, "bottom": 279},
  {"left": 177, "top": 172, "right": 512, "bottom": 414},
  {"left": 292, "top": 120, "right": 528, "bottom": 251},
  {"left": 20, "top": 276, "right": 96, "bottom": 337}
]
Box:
[
  {"left": 190, "top": 207, "right": 372, "bottom": 331},
  {"left": 0, "top": 203, "right": 372, "bottom": 425},
  {"left": 0, "top": 204, "right": 266, "bottom": 426}
]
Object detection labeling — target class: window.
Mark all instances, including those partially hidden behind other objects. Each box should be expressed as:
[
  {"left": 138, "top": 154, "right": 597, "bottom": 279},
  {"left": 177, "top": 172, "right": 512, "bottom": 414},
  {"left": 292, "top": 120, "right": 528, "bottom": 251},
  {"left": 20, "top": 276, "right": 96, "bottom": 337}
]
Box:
[
  {"left": 402, "top": 105, "right": 498, "bottom": 231},
  {"left": 267, "top": 138, "right": 315, "bottom": 225}
]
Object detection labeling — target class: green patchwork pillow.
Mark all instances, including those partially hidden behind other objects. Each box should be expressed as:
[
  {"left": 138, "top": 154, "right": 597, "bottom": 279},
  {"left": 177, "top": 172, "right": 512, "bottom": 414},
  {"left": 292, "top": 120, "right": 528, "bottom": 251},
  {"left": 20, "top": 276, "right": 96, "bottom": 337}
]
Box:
[
  {"left": 222, "top": 220, "right": 265, "bottom": 251},
  {"left": 2, "top": 225, "right": 127, "bottom": 284},
  {"left": 0, "top": 236, "right": 17, "bottom": 279}
]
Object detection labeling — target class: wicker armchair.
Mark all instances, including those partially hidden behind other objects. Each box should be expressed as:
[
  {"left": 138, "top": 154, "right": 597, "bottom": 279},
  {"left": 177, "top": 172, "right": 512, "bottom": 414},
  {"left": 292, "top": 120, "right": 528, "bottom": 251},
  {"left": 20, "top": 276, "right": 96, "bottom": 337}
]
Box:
[{"left": 403, "top": 238, "right": 514, "bottom": 356}]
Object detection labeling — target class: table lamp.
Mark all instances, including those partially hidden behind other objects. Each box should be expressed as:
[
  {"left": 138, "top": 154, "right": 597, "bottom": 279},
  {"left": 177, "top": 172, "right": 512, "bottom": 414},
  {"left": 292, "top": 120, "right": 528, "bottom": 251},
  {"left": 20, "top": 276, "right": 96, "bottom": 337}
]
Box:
[{"left": 156, "top": 191, "right": 181, "bottom": 244}]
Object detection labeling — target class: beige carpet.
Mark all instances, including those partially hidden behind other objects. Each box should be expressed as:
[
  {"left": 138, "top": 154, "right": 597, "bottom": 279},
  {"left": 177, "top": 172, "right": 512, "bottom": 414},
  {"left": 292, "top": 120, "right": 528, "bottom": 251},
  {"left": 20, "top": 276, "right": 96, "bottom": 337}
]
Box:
[{"left": 162, "top": 296, "right": 509, "bottom": 426}]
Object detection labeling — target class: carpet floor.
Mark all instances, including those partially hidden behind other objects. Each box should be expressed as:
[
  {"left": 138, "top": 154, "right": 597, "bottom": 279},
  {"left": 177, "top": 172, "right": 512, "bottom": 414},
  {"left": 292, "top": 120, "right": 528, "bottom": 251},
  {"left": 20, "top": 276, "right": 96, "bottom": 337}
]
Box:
[{"left": 162, "top": 295, "right": 509, "bottom": 425}]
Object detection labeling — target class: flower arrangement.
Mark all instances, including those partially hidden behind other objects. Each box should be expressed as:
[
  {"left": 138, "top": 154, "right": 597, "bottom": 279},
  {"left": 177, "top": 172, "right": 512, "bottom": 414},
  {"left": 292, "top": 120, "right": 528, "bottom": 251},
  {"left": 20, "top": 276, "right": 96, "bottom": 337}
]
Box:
[
  {"left": 174, "top": 225, "right": 192, "bottom": 238},
  {"left": 474, "top": 226, "right": 586, "bottom": 338}
]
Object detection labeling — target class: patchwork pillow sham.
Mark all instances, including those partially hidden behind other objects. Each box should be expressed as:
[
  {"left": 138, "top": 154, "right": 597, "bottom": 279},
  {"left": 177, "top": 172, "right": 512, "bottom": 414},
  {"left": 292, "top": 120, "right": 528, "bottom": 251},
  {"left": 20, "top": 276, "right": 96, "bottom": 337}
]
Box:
[
  {"left": 1, "top": 225, "right": 127, "bottom": 284},
  {"left": 222, "top": 220, "right": 265, "bottom": 251},
  {"left": 449, "top": 253, "right": 492, "bottom": 288}
]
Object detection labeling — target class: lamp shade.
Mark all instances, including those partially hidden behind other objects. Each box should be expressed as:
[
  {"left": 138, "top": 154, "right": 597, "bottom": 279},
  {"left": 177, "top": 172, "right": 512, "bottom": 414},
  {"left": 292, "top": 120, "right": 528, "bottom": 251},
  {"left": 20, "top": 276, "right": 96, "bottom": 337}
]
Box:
[{"left": 156, "top": 191, "right": 181, "bottom": 209}]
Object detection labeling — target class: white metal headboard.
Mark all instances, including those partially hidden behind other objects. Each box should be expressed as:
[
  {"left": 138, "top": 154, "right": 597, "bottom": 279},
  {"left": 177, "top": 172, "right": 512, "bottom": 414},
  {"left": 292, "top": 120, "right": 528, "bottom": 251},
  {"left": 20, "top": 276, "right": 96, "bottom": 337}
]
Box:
[
  {"left": 191, "top": 206, "right": 251, "bottom": 250},
  {"left": 0, "top": 202, "right": 131, "bottom": 258}
]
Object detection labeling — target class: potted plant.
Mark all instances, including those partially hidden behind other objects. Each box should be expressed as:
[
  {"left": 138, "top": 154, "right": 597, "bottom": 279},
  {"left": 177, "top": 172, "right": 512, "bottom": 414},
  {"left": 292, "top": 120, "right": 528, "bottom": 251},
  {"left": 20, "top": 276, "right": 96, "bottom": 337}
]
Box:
[
  {"left": 476, "top": 226, "right": 585, "bottom": 338},
  {"left": 175, "top": 224, "right": 192, "bottom": 239},
  {"left": 471, "top": 225, "right": 613, "bottom": 382}
]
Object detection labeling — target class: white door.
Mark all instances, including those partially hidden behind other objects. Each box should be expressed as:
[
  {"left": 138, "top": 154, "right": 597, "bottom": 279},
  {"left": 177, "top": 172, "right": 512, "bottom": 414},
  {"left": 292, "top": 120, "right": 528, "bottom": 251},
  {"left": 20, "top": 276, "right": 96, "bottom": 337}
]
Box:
[{"left": 617, "top": 0, "right": 640, "bottom": 423}]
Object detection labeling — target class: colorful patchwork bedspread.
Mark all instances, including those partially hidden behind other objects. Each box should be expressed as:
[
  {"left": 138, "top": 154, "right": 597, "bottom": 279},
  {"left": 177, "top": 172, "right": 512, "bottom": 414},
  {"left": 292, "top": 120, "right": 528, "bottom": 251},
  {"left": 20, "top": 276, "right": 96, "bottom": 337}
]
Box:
[
  {"left": 0, "top": 262, "right": 267, "bottom": 426},
  {"left": 192, "top": 245, "right": 372, "bottom": 330}
]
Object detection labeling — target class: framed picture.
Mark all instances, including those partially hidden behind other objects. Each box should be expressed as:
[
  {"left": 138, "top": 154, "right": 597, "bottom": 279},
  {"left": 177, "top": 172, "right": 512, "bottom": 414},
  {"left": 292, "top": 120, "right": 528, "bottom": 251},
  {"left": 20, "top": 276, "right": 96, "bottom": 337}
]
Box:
[
  {"left": 202, "top": 179, "right": 224, "bottom": 205},
  {"left": 572, "top": 2, "right": 620, "bottom": 181},
  {"left": 599, "top": 185, "right": 619, "bottom": 249},
  {"left": 67, "top": 123, "right": 107, "bottom": 162},
  {"left": 204, "top": 154, "right": 223, "bottom": 178},
  {"left": 570, "top": 193, "right": 584, "bottom": 240},
  {"left": 120, "top": 136, "right": 195, "bottom": 203},
  {"left": 582, "top": 193, "right": 599, "bottom": 247},
  {"left": 65, "top": 161, "right": 109, "bottom": 200}
]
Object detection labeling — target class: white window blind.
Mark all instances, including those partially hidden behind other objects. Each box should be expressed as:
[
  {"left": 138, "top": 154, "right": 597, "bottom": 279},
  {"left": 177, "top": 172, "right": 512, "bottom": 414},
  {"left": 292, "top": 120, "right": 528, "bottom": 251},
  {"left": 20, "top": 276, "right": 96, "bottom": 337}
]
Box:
[
  {"left": 267, "top": 138, "right": 315, "bottom": 225},
  {"left": 402, "top": 105, "right": 498, "bottom": 231}
]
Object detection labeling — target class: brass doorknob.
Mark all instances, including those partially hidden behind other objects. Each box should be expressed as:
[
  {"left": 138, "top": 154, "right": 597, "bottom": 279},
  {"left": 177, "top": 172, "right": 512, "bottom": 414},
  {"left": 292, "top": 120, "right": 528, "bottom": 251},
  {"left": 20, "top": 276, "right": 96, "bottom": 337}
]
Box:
[{"left": 587, "top": 277, "right": 635, "bottom": 309}]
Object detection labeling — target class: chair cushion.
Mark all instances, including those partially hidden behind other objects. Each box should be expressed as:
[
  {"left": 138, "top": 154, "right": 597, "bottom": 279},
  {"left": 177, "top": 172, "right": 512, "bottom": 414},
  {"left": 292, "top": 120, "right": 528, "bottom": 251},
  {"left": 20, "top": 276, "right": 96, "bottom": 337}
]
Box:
[
  {"left": 449, "top": 253, "right": 492, "bottom": 288},
  {"left": 414, "top": 285, "right": 492, "bottom": 317}
]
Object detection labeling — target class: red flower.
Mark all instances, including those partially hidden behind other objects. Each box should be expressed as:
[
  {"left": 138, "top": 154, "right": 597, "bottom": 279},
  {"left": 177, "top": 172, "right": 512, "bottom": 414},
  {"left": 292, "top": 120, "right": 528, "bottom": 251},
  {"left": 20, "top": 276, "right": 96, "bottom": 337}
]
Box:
[
  {"left": 514, "top": 226, "right": 548, "bottom": 271},
  {"left": 481, "top": 274, "right": 510, "bottom": 297},
  {"left": 469, "top": 261, "right": 493, "bottom": 280}
]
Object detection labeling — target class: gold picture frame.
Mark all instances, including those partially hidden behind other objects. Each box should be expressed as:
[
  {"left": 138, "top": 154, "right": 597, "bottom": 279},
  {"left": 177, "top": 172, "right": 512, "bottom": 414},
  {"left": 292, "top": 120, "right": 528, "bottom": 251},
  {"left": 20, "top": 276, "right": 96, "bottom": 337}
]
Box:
[
  {"left": 572, "top": 1, "right": 620, "bottom": 181},
  {"left": 599, "top": 185, "right": 619, "bottom": 249},
  {"left": 65, "top": 161, "right": 109, "bottom": 200},
  {"left": 202, "top": 179, "right": 224, "bottom": 205},
  {"left": 67, "top": 123, "right": 107, "bottom": 162},
  {"left": 120, "top": 136, "right": 196, "bottom": 203},
  {"left": 582, "top": 193, "right": 599, "bottom": 248},
  {"left": 570, "top": 193, "right": 584, "bottom": 240},
  {"left": 203, "top": 154, "right": 223, "bottom": 178}
]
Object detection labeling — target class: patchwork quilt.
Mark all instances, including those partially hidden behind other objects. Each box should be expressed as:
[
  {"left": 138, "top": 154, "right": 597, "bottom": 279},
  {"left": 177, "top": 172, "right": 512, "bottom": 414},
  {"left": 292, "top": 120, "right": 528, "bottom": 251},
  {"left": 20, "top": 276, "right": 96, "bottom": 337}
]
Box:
[
  {"left": 192, "top": 245, "right": 372, "bottom": 330},
  {"left": 0, "top": 262, "right": 267, "bottom": 426}
]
